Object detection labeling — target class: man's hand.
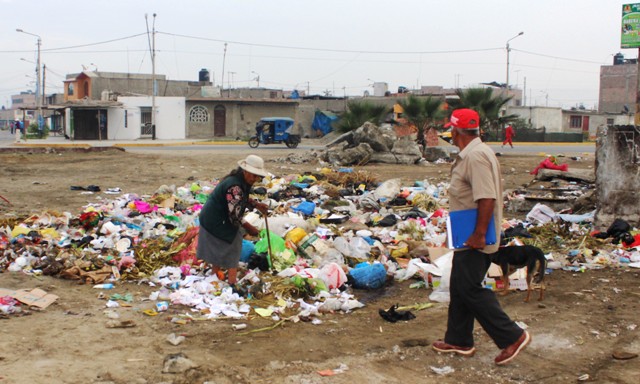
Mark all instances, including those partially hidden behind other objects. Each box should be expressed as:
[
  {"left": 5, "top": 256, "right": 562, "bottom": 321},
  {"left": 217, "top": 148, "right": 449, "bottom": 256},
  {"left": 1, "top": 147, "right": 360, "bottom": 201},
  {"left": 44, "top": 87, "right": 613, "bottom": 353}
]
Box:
[
  {"left": 465, "top": 198, "right": 495, "bottom": 249},
  {"left": 465, "top": 232, "right": 487, "bottom": 249}
]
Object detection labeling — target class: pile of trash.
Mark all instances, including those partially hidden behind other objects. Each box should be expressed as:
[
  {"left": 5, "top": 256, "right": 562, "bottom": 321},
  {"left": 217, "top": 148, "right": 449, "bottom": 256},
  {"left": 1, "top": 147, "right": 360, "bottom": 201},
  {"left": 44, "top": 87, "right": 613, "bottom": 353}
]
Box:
[{"left": 1, "top": 166, "right": 639, "bottom": 321}]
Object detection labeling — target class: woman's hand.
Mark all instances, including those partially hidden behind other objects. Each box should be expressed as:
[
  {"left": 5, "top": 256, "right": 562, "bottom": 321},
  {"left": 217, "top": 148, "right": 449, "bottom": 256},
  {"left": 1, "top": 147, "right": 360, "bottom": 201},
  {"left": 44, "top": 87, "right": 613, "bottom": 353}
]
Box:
[
  {"left": 242, "top": 221, "right": 260, "bottom": 237},
  {"left": 253, "top": 201, "right": 269, "bottom": 216}
]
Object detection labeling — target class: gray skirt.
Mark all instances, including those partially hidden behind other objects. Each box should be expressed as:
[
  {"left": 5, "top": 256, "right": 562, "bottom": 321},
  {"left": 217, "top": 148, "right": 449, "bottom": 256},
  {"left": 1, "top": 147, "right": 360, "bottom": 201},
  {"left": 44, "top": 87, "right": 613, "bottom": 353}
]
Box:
[{"left": 196, "top": 226, "right": 242, "bottom": 269}]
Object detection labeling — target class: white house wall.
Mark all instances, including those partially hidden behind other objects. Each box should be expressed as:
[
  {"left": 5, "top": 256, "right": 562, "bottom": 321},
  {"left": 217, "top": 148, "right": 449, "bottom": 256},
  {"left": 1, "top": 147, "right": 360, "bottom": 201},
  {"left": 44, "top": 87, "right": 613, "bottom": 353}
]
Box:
[
  {"left": 114, "top": 97, "right": 186, "bottom": 140},
  {"left": 509, "top": 106, "right": 563, "bottom": 132}
]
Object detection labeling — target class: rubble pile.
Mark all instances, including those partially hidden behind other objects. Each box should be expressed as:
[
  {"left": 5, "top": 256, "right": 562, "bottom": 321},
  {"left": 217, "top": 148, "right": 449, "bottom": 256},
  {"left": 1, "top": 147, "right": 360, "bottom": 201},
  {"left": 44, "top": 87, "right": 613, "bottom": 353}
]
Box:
[
  {"left": 322, "top": 122, "right": 424, "bottom": 165},
  {"left": 1, "top": 165, "right": 639, "bottom": 322}
]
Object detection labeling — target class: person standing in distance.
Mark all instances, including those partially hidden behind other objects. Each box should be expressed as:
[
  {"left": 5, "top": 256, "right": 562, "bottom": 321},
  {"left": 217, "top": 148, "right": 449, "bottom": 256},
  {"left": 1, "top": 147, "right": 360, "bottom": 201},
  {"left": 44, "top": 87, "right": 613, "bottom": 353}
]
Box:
[
  {"left": 502, "top": 124, "right": 515, "bottom": 148},
  {"left": 432, "top": 109, "right": 530, "bottom": 365},
  {"left": 197, "top": 155, "right": 269, "bottom": 285}
]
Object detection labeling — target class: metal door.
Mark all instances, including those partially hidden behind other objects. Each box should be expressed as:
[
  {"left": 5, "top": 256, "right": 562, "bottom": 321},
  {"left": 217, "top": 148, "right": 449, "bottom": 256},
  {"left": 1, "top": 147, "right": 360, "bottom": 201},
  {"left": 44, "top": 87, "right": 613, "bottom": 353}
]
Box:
[
  {"left": 73, "top": 109, "right": 105, "bottom": 140},
  {"left": 141, "top": 107, "right": 152, "bottom": 137},
  {"left": 214, "top": 105, "right": 226, "bottom": 136}
]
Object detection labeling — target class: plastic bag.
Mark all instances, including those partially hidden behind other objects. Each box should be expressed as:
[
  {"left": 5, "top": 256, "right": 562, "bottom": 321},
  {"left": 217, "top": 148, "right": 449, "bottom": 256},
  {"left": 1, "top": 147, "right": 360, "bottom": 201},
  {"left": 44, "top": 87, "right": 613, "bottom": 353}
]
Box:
[
  {"left": 349, "top": 263, "right": 387, "bottom": 289},
  {"left": 254, "top": 230, "right": 286, "bottom": 255},
  {"left": 349, "top": 237, "right": 371, "bottom": 259},
  {"left": 429, "top": 251, "right": 453, "bottom": 302},
  {"left": 285, "top": 227, "right": 307, "bottom": 244},
  {"left": 373, "top": 178, "right": 402, "bottom": 201},
  {"left": 318, "top": 262, "right": 348, "bottom": 290},
  {"left": 292, "top": 201, "right": 316, "bottom": 216},
  {"left": 240, "top": 240, "right": 255, "bottom": 263}
]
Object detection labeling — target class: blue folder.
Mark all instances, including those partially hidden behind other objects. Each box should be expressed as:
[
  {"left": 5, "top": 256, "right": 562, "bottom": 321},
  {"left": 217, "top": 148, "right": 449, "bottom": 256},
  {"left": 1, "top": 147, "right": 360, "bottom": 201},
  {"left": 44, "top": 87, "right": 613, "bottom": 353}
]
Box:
[{"left": 446, "top": 208, "right": 497, "bottom": 249}]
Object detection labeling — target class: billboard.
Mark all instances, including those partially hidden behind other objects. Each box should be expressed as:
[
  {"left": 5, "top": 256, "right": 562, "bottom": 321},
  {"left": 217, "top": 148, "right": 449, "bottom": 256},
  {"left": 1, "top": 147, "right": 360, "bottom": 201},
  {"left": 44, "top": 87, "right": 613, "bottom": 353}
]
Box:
[{"left": 622, "top": 3, "right": 640, "bottom": 48}]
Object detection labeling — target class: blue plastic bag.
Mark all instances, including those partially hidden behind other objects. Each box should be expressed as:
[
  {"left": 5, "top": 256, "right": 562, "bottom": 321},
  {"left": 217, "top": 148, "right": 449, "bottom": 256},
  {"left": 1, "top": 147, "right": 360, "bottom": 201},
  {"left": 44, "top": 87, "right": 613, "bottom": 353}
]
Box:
[
  {"left": 349, "top": 263, "right": 387, "bottom": 289},
  {"left": 240, "top": 240, "right": 255, "bottom": 263},
  {"left": 292, "top": 201, "right": 316, "bottom": 216}
]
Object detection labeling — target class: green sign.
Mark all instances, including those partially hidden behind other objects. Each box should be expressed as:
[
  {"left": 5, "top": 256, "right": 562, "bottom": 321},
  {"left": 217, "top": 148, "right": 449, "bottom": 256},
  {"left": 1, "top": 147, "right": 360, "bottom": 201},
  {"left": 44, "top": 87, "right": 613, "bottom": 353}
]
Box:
[{"left": 622, "top": 3, "right": 640, "bottom": 48}]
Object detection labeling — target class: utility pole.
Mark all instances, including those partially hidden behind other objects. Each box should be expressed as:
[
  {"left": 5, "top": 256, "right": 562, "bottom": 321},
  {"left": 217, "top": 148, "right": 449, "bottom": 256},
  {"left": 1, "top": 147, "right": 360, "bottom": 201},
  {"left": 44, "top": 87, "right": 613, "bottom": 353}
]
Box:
[
  {"left": 16, "top": 29, "right": 42, "bottom": 133},
  {"left": 221, "top": 43, "right": 227, "bottom": 96},
  {"left": 505, "top": 32, "right": 524, "bottom": 104},
  {"left": 42, "top": 64, "right": 46, "bottom": 107},
  {"left": 151, "top": 13, "right": 157, "bottom": 140},
  {"left": 523, "top": 76, "right": 527, "bottom": 106}
]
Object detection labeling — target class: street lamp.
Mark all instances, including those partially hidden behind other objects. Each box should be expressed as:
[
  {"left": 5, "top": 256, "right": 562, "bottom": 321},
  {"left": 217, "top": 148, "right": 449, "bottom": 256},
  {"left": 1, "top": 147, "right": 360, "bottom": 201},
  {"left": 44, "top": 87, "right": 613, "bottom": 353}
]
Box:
[
  {"left": 505, "top": 31, "right": 524, "bottom": 100},
  {"left": 251, "top": 71, "right": 260, "bottom": 87},
  {"left": 16, "top": 28, "right": 42, "bottom": 130}
]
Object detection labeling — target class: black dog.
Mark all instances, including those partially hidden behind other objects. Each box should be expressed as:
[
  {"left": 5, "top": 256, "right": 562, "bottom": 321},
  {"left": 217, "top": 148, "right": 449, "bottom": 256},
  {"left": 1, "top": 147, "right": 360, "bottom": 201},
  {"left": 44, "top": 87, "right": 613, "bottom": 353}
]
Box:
[{"left": 491, "top": 245, "right": 547, "bottom": 302}]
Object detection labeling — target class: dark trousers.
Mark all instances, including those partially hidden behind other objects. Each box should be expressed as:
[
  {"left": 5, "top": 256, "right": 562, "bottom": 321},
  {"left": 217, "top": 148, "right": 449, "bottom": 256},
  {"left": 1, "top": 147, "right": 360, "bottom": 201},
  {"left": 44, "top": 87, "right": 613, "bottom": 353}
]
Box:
[{"left": 444, "top": 249, "right": 523, "bottom": 349}]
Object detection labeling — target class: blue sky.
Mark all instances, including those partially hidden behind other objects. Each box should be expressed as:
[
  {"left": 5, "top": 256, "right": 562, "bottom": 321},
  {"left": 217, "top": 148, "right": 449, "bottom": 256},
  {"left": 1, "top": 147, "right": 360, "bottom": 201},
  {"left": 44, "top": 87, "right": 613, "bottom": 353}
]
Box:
[{"left": 0, "top": 0, "right": 627, "bottom": 109}]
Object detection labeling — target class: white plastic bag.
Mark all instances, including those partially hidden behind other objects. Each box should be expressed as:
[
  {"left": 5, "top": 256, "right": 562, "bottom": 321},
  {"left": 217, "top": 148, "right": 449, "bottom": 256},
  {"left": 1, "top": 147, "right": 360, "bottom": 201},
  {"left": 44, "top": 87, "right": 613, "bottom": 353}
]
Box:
[
  {"left": 318, "top": 262, "right": 348, "bottom": 290},
  {"left": 429, "top": 251, "right": 453, "bottom": 303},
  {"left": 349, "top": 237, "right": 371, "bottom": 259},
  {"left": 373, "top": 178, "right": 402, "bottom": 201}
]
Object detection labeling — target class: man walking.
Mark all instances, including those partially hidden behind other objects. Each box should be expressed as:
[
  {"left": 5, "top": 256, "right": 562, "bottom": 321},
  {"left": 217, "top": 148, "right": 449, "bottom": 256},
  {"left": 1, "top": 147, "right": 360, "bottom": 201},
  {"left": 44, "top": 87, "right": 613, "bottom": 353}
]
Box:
[
  {"left": 432, "top": 108, "right": 530, "bottom": 365},
  {"left": 502, "top": 124, "right": 515, "bottom": 148}
]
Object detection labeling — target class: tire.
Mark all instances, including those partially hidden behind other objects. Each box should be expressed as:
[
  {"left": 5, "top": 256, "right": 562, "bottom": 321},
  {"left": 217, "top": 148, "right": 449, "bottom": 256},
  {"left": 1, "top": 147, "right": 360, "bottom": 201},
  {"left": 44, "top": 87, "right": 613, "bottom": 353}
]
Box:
[
  {"left": 285, "top": 137, "right": 299, "bottom": 148},
  {"left": 248, "top": 136, "right": 260, "bottom": 148}
]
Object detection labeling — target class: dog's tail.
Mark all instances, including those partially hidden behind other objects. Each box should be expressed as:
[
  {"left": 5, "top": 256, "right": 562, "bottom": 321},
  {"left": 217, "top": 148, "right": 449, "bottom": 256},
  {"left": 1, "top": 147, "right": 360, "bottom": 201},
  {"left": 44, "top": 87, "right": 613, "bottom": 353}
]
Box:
[{"left": 534, "top": 247, "right": 547, "bottom": 284}]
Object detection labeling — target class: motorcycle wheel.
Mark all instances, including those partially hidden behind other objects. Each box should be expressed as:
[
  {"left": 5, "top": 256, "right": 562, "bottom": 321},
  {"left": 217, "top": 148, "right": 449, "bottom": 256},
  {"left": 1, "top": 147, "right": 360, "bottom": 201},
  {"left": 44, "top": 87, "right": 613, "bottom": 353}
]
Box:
[
  {"left": 248, "top": 136, "right": 260, "bottom": 148},
  {"left": 285, "top": 138, "right": 299, "bottom": 148}
]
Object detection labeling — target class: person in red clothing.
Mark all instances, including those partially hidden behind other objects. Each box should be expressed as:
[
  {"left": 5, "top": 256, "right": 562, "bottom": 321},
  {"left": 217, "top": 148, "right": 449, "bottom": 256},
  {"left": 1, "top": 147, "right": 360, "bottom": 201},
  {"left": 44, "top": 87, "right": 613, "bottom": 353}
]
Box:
[{"left": 502, "top": 124, "right": 515, "bottom": 148}]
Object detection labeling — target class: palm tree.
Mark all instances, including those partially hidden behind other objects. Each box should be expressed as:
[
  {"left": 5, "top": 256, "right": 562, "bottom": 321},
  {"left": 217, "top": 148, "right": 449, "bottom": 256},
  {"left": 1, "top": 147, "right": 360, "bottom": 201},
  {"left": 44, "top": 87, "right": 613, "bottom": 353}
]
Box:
[
  {"left": 448, "top": 87, "right": 518, "bottom": 140},
  {"left": 336, "top": 100, "right": 389, "bottom": 133},
  {"left": 397, "top": 95, "right": 445, "bottom": 143}
]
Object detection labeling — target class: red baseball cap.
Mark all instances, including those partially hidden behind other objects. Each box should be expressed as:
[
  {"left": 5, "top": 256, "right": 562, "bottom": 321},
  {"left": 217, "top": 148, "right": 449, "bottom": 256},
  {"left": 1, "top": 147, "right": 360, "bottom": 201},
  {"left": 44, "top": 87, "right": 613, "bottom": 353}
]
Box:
[{"left": 444, "top": 108, "right": 480, "bottom": 129}]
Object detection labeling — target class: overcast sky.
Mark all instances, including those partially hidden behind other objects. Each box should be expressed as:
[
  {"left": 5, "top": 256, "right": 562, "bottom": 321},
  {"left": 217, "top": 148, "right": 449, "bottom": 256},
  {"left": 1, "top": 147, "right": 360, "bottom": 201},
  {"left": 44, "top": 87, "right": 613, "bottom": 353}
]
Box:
[{"left": 0, "top": 0, "right": 629, "bottom": 109}]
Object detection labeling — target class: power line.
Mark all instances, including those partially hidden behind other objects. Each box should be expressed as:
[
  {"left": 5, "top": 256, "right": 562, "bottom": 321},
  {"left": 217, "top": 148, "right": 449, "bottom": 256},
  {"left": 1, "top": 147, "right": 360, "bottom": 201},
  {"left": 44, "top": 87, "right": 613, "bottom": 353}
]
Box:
[
  {"left": 512, "top": 48, "right": 606, "bottom": 64},
  {"left": 157, "top": 31, "right": 502, "bottom": 55},
  {"left": 0, "top": 33, "right": 147, "bottom": 53}
]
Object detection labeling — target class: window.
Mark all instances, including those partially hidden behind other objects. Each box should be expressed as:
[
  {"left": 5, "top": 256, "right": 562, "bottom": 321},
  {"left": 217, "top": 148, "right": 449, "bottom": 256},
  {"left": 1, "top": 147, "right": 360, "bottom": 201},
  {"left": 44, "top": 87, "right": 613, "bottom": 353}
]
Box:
[
  {"left": 606, "top": 118, "right": 614, "bottom": 126},
  {"left": 189, "top": 105, "right": 210, "bottom": 123},
  {"left": 569, "top": 116, "right": 582, "bottom": 129},
  {"left": 67, "top": 84, "right": 74, "bottom": 96}
]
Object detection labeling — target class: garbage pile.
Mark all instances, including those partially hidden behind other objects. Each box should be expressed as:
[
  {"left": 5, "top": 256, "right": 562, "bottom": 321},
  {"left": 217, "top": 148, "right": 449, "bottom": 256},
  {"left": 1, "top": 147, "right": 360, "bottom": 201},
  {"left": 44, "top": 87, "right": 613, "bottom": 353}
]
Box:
[
  {"left": 505, "top": 155, "right": 596, "bottom": 214},
  {"left": 1, "top": 166, "right": 639, "bottom": 321}
]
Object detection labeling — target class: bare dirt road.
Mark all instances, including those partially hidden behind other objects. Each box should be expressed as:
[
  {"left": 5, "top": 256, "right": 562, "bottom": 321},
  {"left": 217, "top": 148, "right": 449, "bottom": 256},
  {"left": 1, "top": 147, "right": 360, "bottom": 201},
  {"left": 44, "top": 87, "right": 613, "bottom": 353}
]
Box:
[{"left": 1, "top": 146, "right": 639, "bottom": 384}]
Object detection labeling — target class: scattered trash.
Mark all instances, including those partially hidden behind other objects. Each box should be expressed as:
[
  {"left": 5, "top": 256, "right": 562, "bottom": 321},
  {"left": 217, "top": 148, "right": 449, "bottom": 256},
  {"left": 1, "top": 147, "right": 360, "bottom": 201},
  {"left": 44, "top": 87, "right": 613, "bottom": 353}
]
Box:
[
  {"left": 106, "top": 320, "right": 136, "bottom": 328},
  {"left": 430, "top": 366, "right": 455, "bottom": 375},
  {"left": 317, "top": 363, "right": 349, "bottom": 376},
  {"left": 0, "top": 288, "right": 58, "bottom": 310},
  {"left": 166, "top": 333, "right": 186, "bottom": 346},
  {"left": 378, "top": 304, "right": 416, "bottom": 323},
  {"left": 232, "top": 323, "right": 247, "bottom": 331},
  {"left": 612, "top": 350, "right": 638, "bottom": 360},
  {"left": 162, "top": 353, "right": 198, "bottom": 374}
]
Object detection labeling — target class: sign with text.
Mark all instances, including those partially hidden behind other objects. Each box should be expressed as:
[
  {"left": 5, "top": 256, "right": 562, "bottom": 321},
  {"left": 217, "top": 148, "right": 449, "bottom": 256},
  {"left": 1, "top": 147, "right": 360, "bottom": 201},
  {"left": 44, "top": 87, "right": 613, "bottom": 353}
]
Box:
[{"left": 622, "top": 3, "right": 640, "bottom": 48}]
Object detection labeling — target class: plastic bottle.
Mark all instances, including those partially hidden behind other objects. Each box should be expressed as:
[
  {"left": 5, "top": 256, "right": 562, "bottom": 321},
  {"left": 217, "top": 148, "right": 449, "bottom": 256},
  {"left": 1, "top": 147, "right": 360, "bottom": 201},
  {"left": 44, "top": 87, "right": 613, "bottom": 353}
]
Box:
[{"left": 93, "top": 283, "right": 114, "bottom": 289}]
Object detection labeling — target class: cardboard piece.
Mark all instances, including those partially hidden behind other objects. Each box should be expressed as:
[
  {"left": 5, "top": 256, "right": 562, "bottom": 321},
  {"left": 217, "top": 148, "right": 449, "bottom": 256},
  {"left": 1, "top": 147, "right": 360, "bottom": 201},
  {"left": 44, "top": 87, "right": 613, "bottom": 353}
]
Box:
[
  {"left": 0, "top": 287, "right": 59, "bottom": 309},
  {"left": 427, "top": 247, "right": 451, "bottom": 262}
]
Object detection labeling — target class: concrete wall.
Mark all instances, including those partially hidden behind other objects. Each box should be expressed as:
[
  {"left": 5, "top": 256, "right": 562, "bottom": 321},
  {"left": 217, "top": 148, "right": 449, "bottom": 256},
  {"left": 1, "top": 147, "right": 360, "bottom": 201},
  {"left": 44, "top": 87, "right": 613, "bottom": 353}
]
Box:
[
  {"left": 297, "top": 99, "right": 348, "bottom": 137},
  {"left": 509, "top": 106, "right": 563, "bottom": 132},
  {"left": 599, "top": 64, "right": 636, "bottom": 114},
  {"left": 185, "top": 100, "right": 298, "bottom": 139},
  {"left": 110, "top": 97, "right": 186, "bottom": 140},
  {"left": 595, "top": 125, "right": 640, "bottom": 227}
]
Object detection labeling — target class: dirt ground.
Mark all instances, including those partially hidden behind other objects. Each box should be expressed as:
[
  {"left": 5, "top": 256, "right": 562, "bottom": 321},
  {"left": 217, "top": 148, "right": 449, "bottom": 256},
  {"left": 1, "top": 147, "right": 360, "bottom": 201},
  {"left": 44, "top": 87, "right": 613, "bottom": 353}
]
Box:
[{"left": 1, "top": 146, "right": 639, "bottom": 384}]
